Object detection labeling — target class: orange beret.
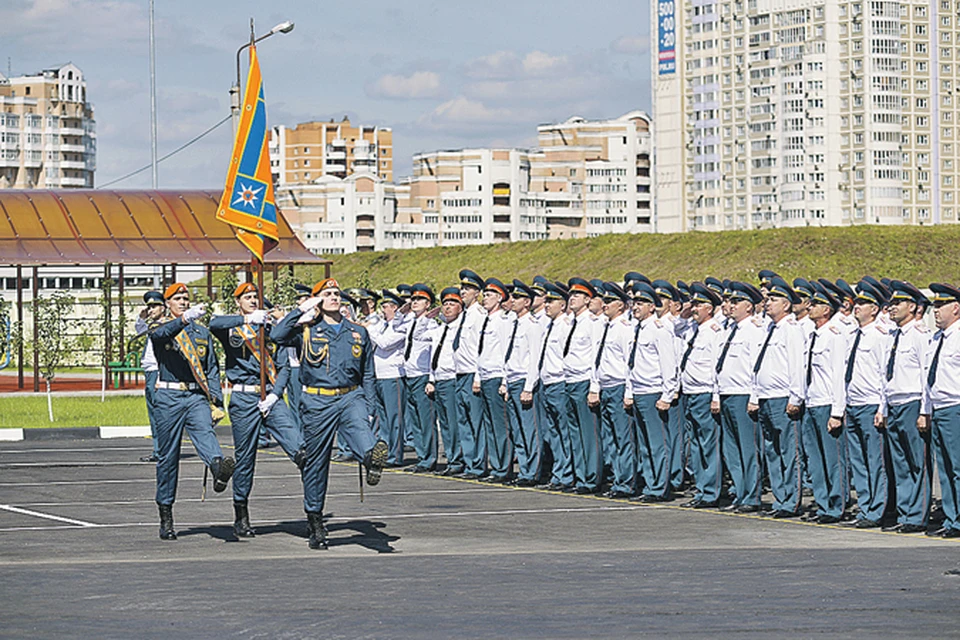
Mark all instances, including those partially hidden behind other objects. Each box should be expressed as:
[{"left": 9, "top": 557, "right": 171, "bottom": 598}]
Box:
[
  {"left": 312, "top": 278, "right": 340, "bottom": 295},
  {"left": 163, "top": 283, "right": 188, "bottom": 300},
  {"left": 233, "top": 282, "right": 256, "bottom": 298}
]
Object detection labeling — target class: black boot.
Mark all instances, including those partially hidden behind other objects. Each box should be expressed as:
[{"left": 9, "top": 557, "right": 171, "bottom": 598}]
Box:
[
  {"left": 158, "top": 503, "right": 176, "bottom": 540},
  {"left": 210, "top": 456, "right": 235, "bottom": 493},
  {"left": 293, "top": 447, "right": 307, "bottom": 471},
  {"left": 233, "top": 501, "right": 256, "bottom": 538},
  {"left": 306, "top": 511, "right": 328, "bottom": 550},
  {"left": 363, "top": 440, "right": 389, "bottom": 486}
]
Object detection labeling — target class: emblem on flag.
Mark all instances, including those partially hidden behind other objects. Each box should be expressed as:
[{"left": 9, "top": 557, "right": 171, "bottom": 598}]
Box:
[{"left": 217, "top": 43, "right": 279, "bottom": 261}]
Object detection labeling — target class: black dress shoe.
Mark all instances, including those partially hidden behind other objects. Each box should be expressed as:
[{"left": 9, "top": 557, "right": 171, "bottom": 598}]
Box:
[
  {"left": 574, "top": 486, "right": 597, "bottom": 495},
  {"left": 941, "top": 527, "right": 960, "bottom": 538},
  {"left": 561, "top": 485, "right": 579, "bottom": 493},
  {"left": 140, "top": 453, "right": 159, "bottom": 463},
  {"left": 441, "top": 467, "right": 463, "bottom": 477},
  {"left": 854, "top": 518, "right": 881, "bottom": 529},
  {"left": 680, "top": 499, "right": 702, "bottom": 508},
  {"left": 734, "top": 504, "right": 760, "bottom": 514},
  {"left": 899, "top": 524, "right": 927, "bottom": 534},
  {"left": 769, "top": 510, "right": 799, "bottom": 519},
  {"left": 364, "top": 440, "right": 389, "bottom": 486},
  {"left": 535, "top": 482, "right": 560, "bottom": 490},
  {"left": 719, "top": 504, "right": 739, "bottom": 512},
  {"left": 410, "top": 466, "right": 434, "bottom": 474},
  {"left": 815, "top": 515, "right": 841, "bottom": 524},
  {"left": 210, "top": 456, "right": 235, "bottom": 493},
  {"left": 926, "top": 527, "right": 948, "bottom": 537},
  {"left": 882, "top": 522, "right": 905, "bottom": 533},
  {"left": 456, "top": 472, "right": 484, "bottom": 480},
  {"left": 604, "top": 490, "right": 632, "bottom": 499},
  {"left": 692, "top": 500, "right": 719, "bottom": 509},
  {"left": 514, "top": 478, "right": 538, "bottom": 487}
]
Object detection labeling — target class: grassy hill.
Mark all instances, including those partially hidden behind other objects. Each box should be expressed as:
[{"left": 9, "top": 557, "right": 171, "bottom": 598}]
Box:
[{"left": 290, "top": 225, "right": 960, "bottom": 292}]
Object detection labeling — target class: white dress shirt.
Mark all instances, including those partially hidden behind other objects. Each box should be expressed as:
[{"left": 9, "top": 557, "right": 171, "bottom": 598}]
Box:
[
  {"left": 368, "top": 314, "right": 407, "bottom": 379},
  {"left": 563, "top": 308, "right": 602, "bottom": 383},
  {"left": 454, "top": 301, "right": 486, "bottom": 375},
  {"left": 402, "top": 314, "right": 438, "bottom": 378},
  {"left": 924, "top": 318, "right": 960, "bottom": 412},
  {"left": 804, "top": 322, "right": 847, "bottom": 416},
  {"left": 680, "top": 317, "right": 724, "bottom": 399},
  {"left": 716, "top": 314, "right": 766, "bottom": 401},
  {"left": 755, "top": 315, "right": 805, "bottom": 406},
  {"left": 135, "top": 317, "right": 158, "bottom": 372},
  {"left": 476, "top": 308, "right": 511, "bottom": 382},
  {"left": 626, "top": 315, "right": 679, "bottom": 403},
  {"left": 539, "top": 315, "right": 571, "bottom": 386},
  {"left": 845, "top": 320, "right": 891, "bottom": 407},
  {"left": 504, "top": 312, "right": 543, "bottom": 392},
  {"left": 884, "top": 320, "right": 930, "bottom": 410},
  {"left": 429, "top": 314, "right": 459, "bottom": 382},
  {"left": 590, "top": 313, "right": 633, "bottom": 393}
]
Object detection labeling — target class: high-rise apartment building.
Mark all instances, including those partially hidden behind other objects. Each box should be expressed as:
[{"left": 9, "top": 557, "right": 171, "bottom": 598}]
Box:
[
  {"left": 653, "top": 0, "right": 960, "bottom": 232},
  {"left": 273, "top": 111, "right": 652, "bottom": 255},
  {"left": 270, "top": 117, "right": 392, "bottom": 186},
  {"left": 0, "top": 63, "right": 96, "bottom": 189}
]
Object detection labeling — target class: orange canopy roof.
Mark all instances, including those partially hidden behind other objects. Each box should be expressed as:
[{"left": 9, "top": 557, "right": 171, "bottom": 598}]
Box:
[{"left": 0, "top": 190, "right": 327, "bottom": 266}]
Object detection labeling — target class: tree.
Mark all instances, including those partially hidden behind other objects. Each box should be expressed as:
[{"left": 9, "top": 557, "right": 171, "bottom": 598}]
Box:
[
  {"left": 35, "top": 291, "right": 78, "bottom": 422},
  {"left": 0, "top": 296, "right": 11, "bottom": 368}
]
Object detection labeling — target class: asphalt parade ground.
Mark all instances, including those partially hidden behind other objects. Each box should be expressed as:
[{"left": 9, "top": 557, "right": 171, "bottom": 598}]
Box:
[{"left": 1, "top": 436, "right": 959, "bottom": 638}]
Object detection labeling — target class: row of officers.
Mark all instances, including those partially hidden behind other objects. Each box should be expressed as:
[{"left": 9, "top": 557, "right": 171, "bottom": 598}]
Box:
[{"left": 137, "top": 269, "right": 960, "bottom": 549}]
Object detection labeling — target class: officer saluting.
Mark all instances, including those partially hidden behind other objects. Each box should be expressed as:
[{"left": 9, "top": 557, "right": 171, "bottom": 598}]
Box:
[
  {"left": 149, "top": 283, "right": 235, "bottom": 541},
  {"left": 270, "top": 278, "right": 388, "bottom": 550},
  {"left": 209, "top": 282, "right": 307, "bottom": 538}
]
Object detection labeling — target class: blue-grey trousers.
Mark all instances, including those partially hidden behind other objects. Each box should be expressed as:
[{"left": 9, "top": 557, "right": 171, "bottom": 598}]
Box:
[
  {"left": 720, "top": 394, "right": 762, "bottom": 507},
  {"left": 634, "top": 392, "right": 671, "bottom": 499},
  {"left": 932, "top": 403, "right": 960, "bottom": 532},
  {"left": 846, "top": 403, "right": 888, "bottom": 523},
  {"left": 506, "top": 380, "right": 540, "bottom": 482},
  {"left": 376, "top": 377, "right": 406, "bottom": 466},
  {"left": 542, "top": 381, "right": 574, "bottom": 486},
  {"left": 685, "top": 392, "right": 722, "bottom": 503},
  {"left": 404, "top": 374, "right": 437, "bottom": 470},
  {"left": 435, "top": 378, "right": 463, "bottom": 472},
  {"left": 802, "top": 404, "right": 848, "bottom": 519},
  {"left": 144, "top": 370, "right": 159, "bottom": 458},
  {"left": 229, "top": 390, "right": 304, "bottom": 503},
  {"left": 758, "top": 396, "right": 802, "bottom": 514},
  {"left": 598, "top": 385, "right": 634, "bottom": 494},
  {"left": 154, "top": 388, "right": 225, "bottom": 506},
  {"left": 457, "top": 373, "right": 487, "bottom": 476},
  {"left": 481, "top": 377, "right": 512, "bottom": 480},
  {"left": 886, "top": 400, "right": 932, "bottom": 526},
  {"left": 567, "top": 379, "right": 602, "bottom": 492}
]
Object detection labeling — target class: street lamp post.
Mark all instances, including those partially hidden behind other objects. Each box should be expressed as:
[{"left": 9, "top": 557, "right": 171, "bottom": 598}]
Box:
[{"left": 230, "top": 19, "right": 294, "bottom": 135}]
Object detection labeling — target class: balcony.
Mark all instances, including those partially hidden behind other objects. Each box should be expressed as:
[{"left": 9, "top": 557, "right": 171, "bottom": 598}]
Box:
[
  {"left": 60, "top": 144, "right": 86, "bottom": 153},
  {"left": 59, "top": 127, "right": 86, "bottom": 137},
  {"left": 60, "top": 176, "right": 89, "bottom": 187},
  {"left": 60, "top": 160, "right": 87, "bottom": 170}
]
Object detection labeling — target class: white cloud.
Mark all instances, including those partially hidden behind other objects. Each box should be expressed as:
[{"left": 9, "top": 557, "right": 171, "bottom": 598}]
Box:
[
  {"left": 521, "top": 51, "right": 569, "bottom": 77},
  {"left": 463, "top": 51, "right": 522, "bottom": 79},
  {"left": 367, "top": 71, "right": 442, "bottom": 99},
  {"left": 611, "top": 35, "right": 650, "bottom": 54},
  {"left": 418, "top": 96, "right": 532, "bottom": 133}
]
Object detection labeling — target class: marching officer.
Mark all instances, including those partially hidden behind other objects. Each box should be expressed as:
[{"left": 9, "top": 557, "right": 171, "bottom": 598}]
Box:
[
  {"left": 503, "top": 280, "right": 544, "bottom": 486},
  {"left": 715, "top": 282, "right": 766, "bottom": 513},
  {"left": 209, "top": 282, "right": 307, "bottom": 538},
  {"left": 841, "top": 280, "right": 892, "bottom": 529},
  {"left": 625, "top": 281, "right": 678, "bottom": 502},
  {"left": 475, "top": 277, "right": 513, "bottom": 483},
  {"left": 754, "top": 277, "right": 805, "bottom": 518},
  {"left": 149, "top": 283, "right": 235, "bottom": 540},
  {"left": 880, "top": 281, "right": 932, "bottom": 533},
  {"left": 535, "top": 282, "right": 576, "bottom": 491},
  {"left": 285, "top": 283, "right": 313, "bottom": 430},
  {"left": 800, "top": 283, "right": 849, "bottom": 524},
  {"left": 402, "top": 284, "right": 440, "bottom": 473},
  {"left": 679, "top": 282, "right": 725, "bottom": 508},
  {"left": 454, "top": 269, "right": 488, "bottom": 479},
  {"left": 564, "top": 278, "right": 603, "bottom": 494},
  {"left": 428, "top": 287, "right": 465, "bottom": 475},
  {"left": 270, "top": 278, "right": 388, "bottom": 550},
  {"left": 589, "top": 282, "right": 635, "bottom": 498},
  {"left": 923, "top": 283, "right": 960, "bottom": 538},
  {"left": 135, "top": 290, "right": 165, "bottom": 463}
]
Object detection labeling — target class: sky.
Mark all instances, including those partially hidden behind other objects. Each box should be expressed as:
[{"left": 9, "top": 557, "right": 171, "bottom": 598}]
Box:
[{"left": 0, "top": 0, "right": 652, "bottom": 189}]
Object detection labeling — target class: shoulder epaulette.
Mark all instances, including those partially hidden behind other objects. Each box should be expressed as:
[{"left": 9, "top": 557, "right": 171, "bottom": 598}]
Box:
[
  {"left": 874, "top": 324, "right": 888, "bottom": 335},
  {"left": 654, "top": 319, "right": 663, "bottom": 329},
  {"left": 785, "top": 317, "right": 797, "bottom": 325},
  {"left": 751, "top": 317, "right": 763, "bottom": 327},
  {"left": 916, "top": 323, "right": 930, "bottom": 333},
  {"left": 710, "top": 322, "right": 722, "bottom": 332},
  {"left": 828, "top": 325, "right": 840, "bottom": 335}
]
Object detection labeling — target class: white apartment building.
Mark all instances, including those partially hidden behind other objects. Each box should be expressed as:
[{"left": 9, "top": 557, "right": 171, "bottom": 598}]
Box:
[
  {"left": 653, "top": 0, "right": 960, "bottom": 232},
  {"left": 273, "top": 112, "right": 652, "bottom": 254},
  {"left": 0, "top": 63, "right": 96, "bottom": 189}
]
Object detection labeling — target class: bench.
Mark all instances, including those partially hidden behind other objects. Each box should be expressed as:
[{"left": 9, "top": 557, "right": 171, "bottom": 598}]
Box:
[{"left": 107, "top": 351, "right": 143, "bottom": 389}]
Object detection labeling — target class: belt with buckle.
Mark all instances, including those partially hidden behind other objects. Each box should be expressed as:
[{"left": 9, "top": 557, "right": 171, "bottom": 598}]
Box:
[
  {"left": 302, "top": 384, "right": 358, "bottom": 396},
  {"left": 155, "top": 381, "right": 199, "bottom": 391},
  {"left": 231, "top": 384, "right": 262, "bottom": 394}
]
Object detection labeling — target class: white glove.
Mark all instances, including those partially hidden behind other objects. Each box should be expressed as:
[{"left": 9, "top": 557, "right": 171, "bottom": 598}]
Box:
[
  {"left": 182, "top": 304, "right": 205, "bottom": 323},
  {"left": 296, "top": 308, "right": 318, "bottom": 325},
  {"left": 245, "top": 310, "right": 268, "bottom": 325},
  {"left": 258, "top": 393, "right": 279, "bottom": 416},
  {"left": 298, "top": 296, "right": 321, "bottom": 313}
]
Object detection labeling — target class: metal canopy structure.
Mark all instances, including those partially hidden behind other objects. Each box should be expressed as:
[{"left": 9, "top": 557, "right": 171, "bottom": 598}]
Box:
[
  {"left": 0, "top": 189, "right": 325, "bottom": 266},
  {"left": 0, "top": 189, "right": 329, "bottom": 393}
]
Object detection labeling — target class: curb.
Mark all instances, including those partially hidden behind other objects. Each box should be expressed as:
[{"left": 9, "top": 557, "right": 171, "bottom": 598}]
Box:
[{"left": 0, "top": 425, "right": 232, "bottom": 442}]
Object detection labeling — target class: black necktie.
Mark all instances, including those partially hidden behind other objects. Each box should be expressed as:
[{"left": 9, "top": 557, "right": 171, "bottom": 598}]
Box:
[
  {"left": 806, "top": 331, "right": 818, "bottom": 387},
  {"left": 753, "top": 322, "right": 776, "bottom": 373},
  {"left": 452, "top": 312, "right": 466, "bottom": 351},
  {"left": 563, "top": 317, "right": 578, "bottom": 357},
  {"left": 715, "top": 323, "right": 739, "bottom": 373},
  {"left": 538, "top": 320, "right": 554, "bottom": 372},
  {"left": 928, "top": 332, "right": 945, "bottom": 388},
  {"left": 504, "top": 318, "right": 519, "bottom": 363},
  {"left": 478, "top": 316, "right": 490, "bottom": 356},
  {"left": 885, "top": 328, "right": 901, "bottom": 381},
  {"left": 627, "top": 321, "right": 643, "bottom": 369},
  {"left": 844, "top": 329, "right": 863, "bottom": 385},
  {"left": 432, "top": 323, "right": 449, "bottom": 371},
  {"left": 594, "top": 322, "right": 610, "bottom": 368},
  {"left": 680, "top": 325, "right": 699, "bottom": 372},
  {"left": 404, "top": 319, "right": 416, "bottom": 361}
]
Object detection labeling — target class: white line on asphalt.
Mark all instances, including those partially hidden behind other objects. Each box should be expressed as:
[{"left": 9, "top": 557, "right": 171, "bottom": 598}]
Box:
[
  {"left": 0, "top": 504, "right": 643, "bottom": 533},
  {"left": 0, "top": 504, "right": 100, "bottom": 527},
  {"left": 0, "top": 446, "right": 150, "bottom": 454},
  {"left": 3, "top": 487, "right": 517, "bottom": 508}
]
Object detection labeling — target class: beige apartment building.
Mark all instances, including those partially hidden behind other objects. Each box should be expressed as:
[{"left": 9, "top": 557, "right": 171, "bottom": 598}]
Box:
[
  {"left": 273, "top": 111, "right": 652, "bottom": 254},
  {"left": 270, "top": 117, "right": 392, "bottom": 186},
  {"left": 653, "top": 0, "right": 960, "bottom": 232},
  {"left": 0, "top": 63, "right": 96, "bottom": 189}
]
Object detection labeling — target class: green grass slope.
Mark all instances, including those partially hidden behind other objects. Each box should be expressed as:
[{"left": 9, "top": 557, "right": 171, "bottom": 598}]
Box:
[{"left": 293, "top": 225, "right": 960, "bottom": 292}]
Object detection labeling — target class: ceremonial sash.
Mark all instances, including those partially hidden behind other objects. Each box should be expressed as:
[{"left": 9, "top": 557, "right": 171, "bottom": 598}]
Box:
[
  {"left": 174, "top": 329, "right": 213, "bottom": 399},
  {"left": 236, "top": 324, "right": 277, "bottom": 385}
]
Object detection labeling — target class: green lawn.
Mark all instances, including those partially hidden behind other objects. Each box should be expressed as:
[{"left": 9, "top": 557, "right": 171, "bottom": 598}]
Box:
[
  {"left": 281, "top": 225, "right": 960, "bottom": 292},
  {"left": 0, "top": 396, "right": 232, "bottom": 429}
]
